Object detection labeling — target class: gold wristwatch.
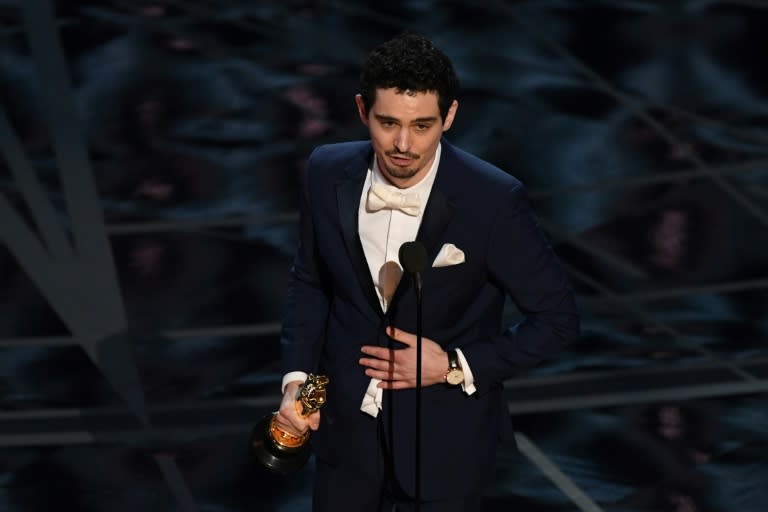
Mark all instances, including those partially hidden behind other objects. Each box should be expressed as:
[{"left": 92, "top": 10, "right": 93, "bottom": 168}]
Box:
[{"left": 444, "top": 349, "right": 464, "bottom": 386}]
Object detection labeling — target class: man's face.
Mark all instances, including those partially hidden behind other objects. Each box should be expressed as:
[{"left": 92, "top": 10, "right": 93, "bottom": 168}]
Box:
[{"left": 356, "top": 88, "right": 458, "bottom": 189}]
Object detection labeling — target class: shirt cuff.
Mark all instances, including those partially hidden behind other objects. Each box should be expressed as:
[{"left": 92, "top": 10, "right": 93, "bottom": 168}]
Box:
[
  {"left": 454, "top": 348, "right": 476, "bottom": 395},
  {"left": 282, "top": 371, "right": 308, "bottom": 394},
  {"left": 360, "top": 378, "right": 383, "bottom": 417}
]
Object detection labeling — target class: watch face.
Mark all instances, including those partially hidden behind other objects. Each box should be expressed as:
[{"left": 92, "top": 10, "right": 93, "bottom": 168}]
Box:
[{"left": 446, "top": 369, "right": 464, "bottom": 385}]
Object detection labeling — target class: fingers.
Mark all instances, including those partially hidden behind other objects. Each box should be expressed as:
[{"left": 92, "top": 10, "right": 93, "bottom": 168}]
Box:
[
  {"left": 377, "top": 379, "right": 412, "bottom": 390},
  {"left": 359, "top": 327, "right": 416, "bottom": 385},
  {"left": 364, "top": 368, "right": 403, "bottom": 382},
  {"left": 359, "top": 327, "right": 421, "bottom": 357},
  {"left": 359, "top": 355, "right": 395, "bottom": 371},
  {"left": 306, "top": 411, "right": 320, "bottom": 430},
  {"left": 274, "top": 407, "right": 308, "bottom": 436},
  {"left": 360, "top": 347, "right": 398, "bottom": 382},
  {"left": 358, "top": 326, "right": 443, "bottom": 389},
  {"left": 386, "top": 326, "right": 416, "bottom": 346},
  {"left": 359, "top": 326, "right": 421, "bottom": 360},
  {"left": 360, "top": 358, "right": 399, "bottom": 382},
  {"left": 274, "top": 403, "right": 322, "bottom": 435},
  {"left": 274, "top": 382, "right": 311, "bottom": 436},
  {"left": 308, "top": 411, "right": 321, "bottom": 431},
  {"left": 360, "top": 345, "right": 392, "bottom": 360}
]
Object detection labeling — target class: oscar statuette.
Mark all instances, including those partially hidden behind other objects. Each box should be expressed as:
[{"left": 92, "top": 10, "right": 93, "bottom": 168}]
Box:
[{"left": 251, "top": 374, "right": 329, "bottom": 475}]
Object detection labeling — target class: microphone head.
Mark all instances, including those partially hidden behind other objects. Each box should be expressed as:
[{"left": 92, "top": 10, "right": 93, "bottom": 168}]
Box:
[{"left": 399, "top": 241, "right": 428, "bottom": 274}]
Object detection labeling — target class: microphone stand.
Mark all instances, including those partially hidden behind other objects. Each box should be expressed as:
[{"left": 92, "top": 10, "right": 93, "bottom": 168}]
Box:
[
  {"left": 414, "top": 271, "right": 423, "bottom": 511},
  {"left": 398, "top": 241, "right": 427, "bottom": 511}
]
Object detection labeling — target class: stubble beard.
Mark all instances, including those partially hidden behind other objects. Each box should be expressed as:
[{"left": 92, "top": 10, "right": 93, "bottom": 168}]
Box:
[
  {"left": 381, "top": 164, "right": 419, "bottom": 181},
  {"left": 381, "top": 151, "right": 421, "bottom": 182}
]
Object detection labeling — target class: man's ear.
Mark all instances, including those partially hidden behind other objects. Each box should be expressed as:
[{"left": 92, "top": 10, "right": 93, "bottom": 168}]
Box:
[
  {"left": 442, "top": 99, "right": 459, "bottom": 132},
  {"left": 355, "top": 94, "right": 369, "bottom": 126}
]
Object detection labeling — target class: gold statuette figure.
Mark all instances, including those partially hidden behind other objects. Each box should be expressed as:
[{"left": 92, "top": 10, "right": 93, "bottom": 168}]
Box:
[{"left": 251, "top": 374, "right": 329, "bottom": 475}]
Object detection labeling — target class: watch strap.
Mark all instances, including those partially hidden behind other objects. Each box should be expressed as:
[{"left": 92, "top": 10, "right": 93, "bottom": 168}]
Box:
[
  {"left": 444, "top": 349, "right": 464, "bottom": 385},
  {"left": 447, "top": 349, "right": 461, "bottom": 371}
]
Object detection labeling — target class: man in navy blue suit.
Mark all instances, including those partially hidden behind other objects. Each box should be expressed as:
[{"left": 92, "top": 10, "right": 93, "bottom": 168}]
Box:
[{"left": 274, "top": 33, "right": 580, "bottom": 511}]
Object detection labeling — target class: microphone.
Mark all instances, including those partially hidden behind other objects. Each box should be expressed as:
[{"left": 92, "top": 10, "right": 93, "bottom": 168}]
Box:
[
  {"left": 399, "top": 241, "right": 427, "bottom": 297},
  {"left": 398, "top": 240, "right": 427, "bottom": 509}
]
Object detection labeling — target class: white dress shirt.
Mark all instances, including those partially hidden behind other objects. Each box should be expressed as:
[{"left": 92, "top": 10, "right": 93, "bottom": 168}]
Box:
[{"left": 283, "top": 143, "right": 476, "bottom": 416}]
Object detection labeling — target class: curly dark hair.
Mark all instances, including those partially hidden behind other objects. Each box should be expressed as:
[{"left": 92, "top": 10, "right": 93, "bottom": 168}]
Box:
[{"left": 359, "top": 33, "right": 459, "bottom": 120}]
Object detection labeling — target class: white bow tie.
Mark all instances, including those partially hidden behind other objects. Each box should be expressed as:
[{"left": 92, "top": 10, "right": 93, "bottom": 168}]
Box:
[{"left": 366, "top": 182, "right": 421, "bottom": 216}]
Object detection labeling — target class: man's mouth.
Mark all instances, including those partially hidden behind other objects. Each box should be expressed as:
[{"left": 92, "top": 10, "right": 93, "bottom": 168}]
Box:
[{"left": 388, "top": 153, "right": 418, "bottom": 166}]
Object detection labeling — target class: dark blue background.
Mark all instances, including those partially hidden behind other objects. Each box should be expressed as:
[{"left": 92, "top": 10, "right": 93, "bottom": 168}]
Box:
[{"left": 1, "top": 1, "right": 767, "bottom": 510}]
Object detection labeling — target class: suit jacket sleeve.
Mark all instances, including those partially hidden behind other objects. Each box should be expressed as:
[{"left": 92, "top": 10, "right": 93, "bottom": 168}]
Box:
[
  {"left": 280, "top": 149, "right": 330, "bottom": 375},
  {"left": 459, "top": 182, "right": 580, "bottom": 395}
]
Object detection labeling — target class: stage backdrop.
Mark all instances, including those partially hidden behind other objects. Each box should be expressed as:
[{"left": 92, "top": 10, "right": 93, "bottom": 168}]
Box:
[{"left": 1, "top": 1, "right": 767, "bottom": 511}]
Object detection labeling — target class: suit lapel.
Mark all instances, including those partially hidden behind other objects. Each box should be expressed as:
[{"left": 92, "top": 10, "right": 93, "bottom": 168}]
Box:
[
  {"left": 335, "top": 140, "right": 460, "bottom": 316},
  {"left": 418, "top": 140, "right": 459, "bottom": 260},
  {"left": 336, "top": 148, "right": 384, "bottom": 315},
  {"left": 416, "top": 187, "right": 454, "bottom": 261},
  {"left": 391, "top": 141, "right": 457, "bottom": 307}
]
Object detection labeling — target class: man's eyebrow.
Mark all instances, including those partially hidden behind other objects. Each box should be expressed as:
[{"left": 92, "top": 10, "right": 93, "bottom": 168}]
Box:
[
  {"left": 411, "top": 117, "right": 438, "bottom": 124},
  {"left": 373, "top": 114, "right": 438, "bottom": 124}
]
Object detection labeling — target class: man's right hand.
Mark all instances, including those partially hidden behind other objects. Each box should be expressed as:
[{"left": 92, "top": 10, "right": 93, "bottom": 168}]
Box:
[{"left": 273, "top": 380, "right": 321, "bottom": 437}]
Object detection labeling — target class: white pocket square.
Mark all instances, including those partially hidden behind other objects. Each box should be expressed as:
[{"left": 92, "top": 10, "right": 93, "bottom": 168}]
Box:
[{"left": 432, "top": 243, "right": 465, "bottom": 268}]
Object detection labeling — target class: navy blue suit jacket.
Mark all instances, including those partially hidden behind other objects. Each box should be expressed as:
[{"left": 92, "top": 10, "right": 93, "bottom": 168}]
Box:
[{"left": 281, "top": 139, "right": 579, "bottom": 500}]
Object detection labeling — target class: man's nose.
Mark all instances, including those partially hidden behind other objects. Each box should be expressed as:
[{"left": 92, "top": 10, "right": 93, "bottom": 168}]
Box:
[{"left": 394, "top": 127, "right": 410, "bottom": 153}]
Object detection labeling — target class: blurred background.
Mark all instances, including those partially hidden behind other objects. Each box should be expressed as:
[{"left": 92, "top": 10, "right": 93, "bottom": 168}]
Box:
[{"left": 1, "top": 1, "right": 768, "bottom": 510}]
